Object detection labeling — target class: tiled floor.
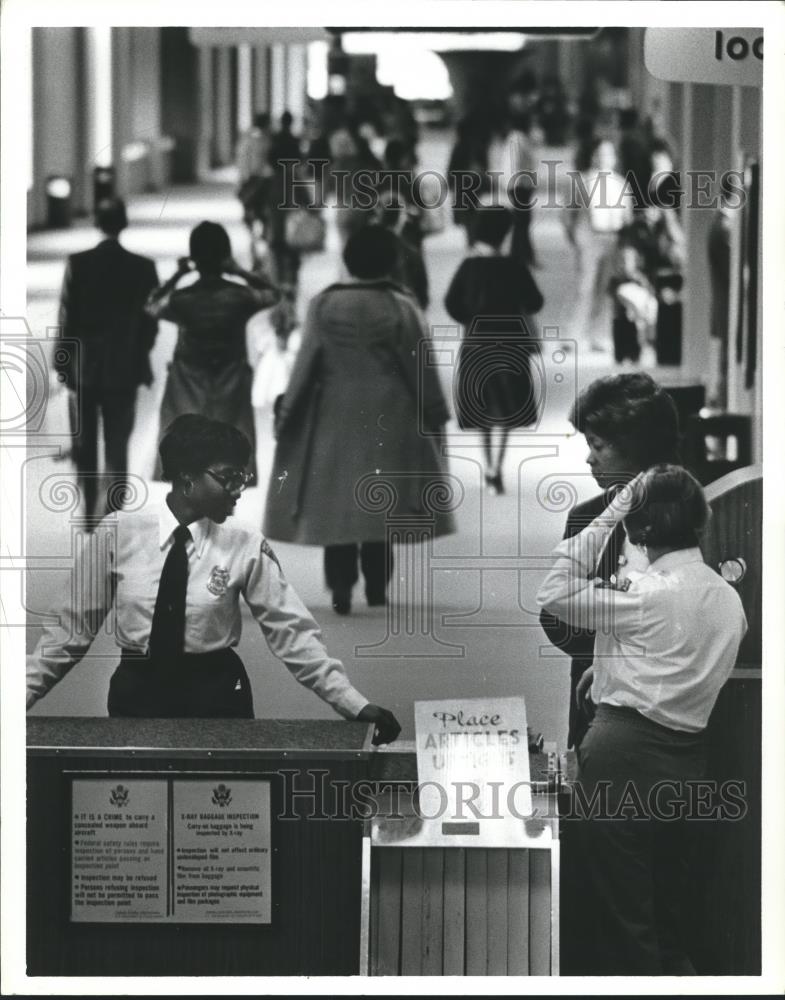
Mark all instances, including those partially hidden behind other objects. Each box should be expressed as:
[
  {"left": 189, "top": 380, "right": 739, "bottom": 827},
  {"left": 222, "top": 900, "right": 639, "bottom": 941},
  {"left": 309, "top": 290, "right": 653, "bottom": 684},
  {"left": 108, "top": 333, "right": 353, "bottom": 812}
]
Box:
[{"left": 25, "top": 133, "right": 657, "bottom": 743}]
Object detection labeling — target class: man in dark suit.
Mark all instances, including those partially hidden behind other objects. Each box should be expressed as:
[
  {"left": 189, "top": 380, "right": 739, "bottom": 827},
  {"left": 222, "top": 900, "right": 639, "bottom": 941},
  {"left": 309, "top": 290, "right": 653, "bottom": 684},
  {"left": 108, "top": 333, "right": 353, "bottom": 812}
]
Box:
[{"left": 56, "top": 198, "right": 159, "bottom": 519}]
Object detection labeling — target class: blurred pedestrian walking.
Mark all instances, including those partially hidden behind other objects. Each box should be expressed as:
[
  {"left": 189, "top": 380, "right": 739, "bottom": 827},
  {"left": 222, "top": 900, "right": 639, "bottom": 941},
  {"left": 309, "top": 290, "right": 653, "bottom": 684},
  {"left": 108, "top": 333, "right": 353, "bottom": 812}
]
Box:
[
  {"left": 236, "top": 112, "right": 274, "bottom": 256},
  {"left": 267, "top": 111, "right": 306, "bottom": 289},
  {"left": 263, "top": 226, "right": 454, "bottom": 615},
  {"left": 56, "top": 197, "right": 159, "bottom": 520},
  {"left": 564, "top": 138, "right": 633, "bottom": 352},
  {"left": 445, "top": 205, "right": 544, "bottom": 495},
  {"left": 447, "top": 113, "right": 490, "bottom": 245},
  {"left": 146, "top": 221, "right": 279, "bottom": 483}
]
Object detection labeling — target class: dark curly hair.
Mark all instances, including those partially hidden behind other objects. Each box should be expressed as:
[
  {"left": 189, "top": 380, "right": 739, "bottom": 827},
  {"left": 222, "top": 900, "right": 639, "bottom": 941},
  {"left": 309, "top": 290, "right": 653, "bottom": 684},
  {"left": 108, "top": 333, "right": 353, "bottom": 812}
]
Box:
[
  {"left": 624, "top": 464, "right": 709, "bottom": 550},
  {"left": 158, "top": 415, "right": 250, "bottom": 482},
  {"left": 568, "top": 373, "right": 680, "bottom": 470},
  {"left": 342, "top": 225, "right": 399, "bottom": 280}
]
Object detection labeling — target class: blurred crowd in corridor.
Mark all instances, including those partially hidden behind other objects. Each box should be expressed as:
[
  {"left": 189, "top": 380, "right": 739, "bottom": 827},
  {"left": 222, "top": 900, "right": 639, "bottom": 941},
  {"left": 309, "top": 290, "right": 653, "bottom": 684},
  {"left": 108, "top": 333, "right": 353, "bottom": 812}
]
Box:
[{"left": 53, "top": 64, "right": 735, "bottom": 619}]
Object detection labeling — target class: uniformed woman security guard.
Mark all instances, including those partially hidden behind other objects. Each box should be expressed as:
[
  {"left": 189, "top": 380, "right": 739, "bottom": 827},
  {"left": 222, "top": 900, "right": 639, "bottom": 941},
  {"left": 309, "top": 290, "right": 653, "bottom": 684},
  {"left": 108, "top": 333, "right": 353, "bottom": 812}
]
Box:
[{"left": 26, "top": 415, "right": 400, "bottom": 743}]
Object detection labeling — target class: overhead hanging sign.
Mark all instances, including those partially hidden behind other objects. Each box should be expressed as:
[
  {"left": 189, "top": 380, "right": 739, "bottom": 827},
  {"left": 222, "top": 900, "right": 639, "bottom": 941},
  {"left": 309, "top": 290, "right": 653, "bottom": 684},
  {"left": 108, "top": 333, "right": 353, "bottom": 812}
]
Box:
[{"left": 644, "top": 28, "right": 762, "bottom": 87}]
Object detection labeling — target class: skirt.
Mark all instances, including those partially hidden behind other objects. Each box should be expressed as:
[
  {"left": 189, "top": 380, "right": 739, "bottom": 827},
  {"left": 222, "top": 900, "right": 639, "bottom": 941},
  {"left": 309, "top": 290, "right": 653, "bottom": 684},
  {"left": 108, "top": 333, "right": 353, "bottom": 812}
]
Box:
[{"left": 454, "top": 335, "right": 542, "bottom": 430}]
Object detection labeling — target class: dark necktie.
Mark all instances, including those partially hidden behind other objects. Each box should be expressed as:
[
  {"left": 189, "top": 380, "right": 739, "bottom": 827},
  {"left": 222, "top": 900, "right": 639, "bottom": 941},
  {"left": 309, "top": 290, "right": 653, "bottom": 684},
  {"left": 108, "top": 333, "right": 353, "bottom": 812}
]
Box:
[{"left": 149, "top": 524, "right": 191, "bottom": 661}]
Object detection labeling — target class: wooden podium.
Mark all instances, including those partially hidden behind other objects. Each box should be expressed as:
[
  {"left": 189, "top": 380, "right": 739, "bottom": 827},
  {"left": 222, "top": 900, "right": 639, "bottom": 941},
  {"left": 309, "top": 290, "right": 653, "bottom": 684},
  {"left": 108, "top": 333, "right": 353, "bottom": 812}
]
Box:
[{"left": 361, "top": 744, "right": 561, "bottom": 976}]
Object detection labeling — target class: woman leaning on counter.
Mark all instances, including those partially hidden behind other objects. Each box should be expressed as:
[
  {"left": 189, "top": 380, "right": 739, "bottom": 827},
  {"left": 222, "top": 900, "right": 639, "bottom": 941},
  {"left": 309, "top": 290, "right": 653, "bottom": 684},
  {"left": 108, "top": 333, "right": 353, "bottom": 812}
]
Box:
[
  {"left": 26, "top": 415, "right": 400, "bottom": 745},
  {"left": 537, "top": 464, "right": 747, "bottom": 975}
]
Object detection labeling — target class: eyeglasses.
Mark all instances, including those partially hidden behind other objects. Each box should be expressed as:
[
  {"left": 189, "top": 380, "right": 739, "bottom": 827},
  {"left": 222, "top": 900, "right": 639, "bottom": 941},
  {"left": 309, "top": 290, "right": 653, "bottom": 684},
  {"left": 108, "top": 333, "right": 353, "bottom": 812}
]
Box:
[{"left": 205, "top": 468, "right": 253, "bottom": 494}]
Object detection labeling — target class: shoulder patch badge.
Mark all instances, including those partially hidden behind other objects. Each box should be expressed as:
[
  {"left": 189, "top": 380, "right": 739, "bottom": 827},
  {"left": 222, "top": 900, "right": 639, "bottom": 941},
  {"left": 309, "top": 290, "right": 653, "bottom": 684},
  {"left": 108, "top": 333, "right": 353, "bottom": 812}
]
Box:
[{"left": 260, "top": 538, "right": 281, "bottom": 569}]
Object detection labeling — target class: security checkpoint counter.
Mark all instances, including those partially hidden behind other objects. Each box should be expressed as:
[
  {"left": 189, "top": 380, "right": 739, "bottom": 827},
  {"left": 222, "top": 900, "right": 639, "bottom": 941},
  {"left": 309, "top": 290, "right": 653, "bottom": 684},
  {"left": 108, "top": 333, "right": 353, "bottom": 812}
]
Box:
[
  {"left": 26, "top": 716, "right": 374, "bottom": 977},
  {"left": 26, "top": 717, "right": 561, "bottom": 978}
]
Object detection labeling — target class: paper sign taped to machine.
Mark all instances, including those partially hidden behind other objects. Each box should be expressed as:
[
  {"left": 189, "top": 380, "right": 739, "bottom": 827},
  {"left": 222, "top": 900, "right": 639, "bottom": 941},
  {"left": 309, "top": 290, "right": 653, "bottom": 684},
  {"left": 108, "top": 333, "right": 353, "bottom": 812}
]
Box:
[
  {"left": 415, "top": 697, "right": 532, "bottom": 819},
  {"left": 644, "top": 28, "right": 762, "bottom": 87}
]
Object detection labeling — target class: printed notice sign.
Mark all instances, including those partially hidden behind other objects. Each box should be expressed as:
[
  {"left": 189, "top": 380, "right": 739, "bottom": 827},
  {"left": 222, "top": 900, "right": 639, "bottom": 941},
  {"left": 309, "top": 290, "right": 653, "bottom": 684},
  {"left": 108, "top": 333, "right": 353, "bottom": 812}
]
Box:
[
  {"left": 71, "top": 780, "right": 167, "bottom": 922},
  {"left": 415, "top": 697, "right": 532, "bottom": 821},
  {"left": 172, "top": 780, "right": 271, "bottom": 923}
]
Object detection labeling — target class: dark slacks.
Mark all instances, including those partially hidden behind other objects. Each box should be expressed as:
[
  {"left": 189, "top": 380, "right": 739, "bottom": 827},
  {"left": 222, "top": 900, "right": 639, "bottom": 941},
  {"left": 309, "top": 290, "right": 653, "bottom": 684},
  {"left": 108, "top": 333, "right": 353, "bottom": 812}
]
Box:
[
  {"left": 270, "top": 243, "right": 302, "bottom": 288},
  {"left": 69, "top": 386, "right": 137, "bottom": 519},
  {"left": 612, "top": 312, "right": 641, "bottom": 364},
  {"left": 324, "top": 542, "right": 393, "bottom": 601},
  {"left": 568, "top": 704, "right": 706, "bottom": 975},
  {"left": 108, "top": 648, "right": 254, "bottom": 718},
  {"left": 510, "top": 180, "right": 536, "bottom": 268}
]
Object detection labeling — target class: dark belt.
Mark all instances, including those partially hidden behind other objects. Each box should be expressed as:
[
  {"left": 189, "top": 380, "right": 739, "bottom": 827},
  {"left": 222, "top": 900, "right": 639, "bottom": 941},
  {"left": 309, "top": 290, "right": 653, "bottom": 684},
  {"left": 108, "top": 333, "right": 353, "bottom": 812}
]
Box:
[{"left": 108, "top": 648, "right": 254, "bottom": 719}]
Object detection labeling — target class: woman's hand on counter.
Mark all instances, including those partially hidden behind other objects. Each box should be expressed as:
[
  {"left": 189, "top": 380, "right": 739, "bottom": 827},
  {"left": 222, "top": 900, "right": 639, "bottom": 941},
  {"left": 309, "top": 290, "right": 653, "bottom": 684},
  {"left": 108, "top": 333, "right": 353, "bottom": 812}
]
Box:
[{"left": 356, "top": 704, "right": 402, "bottom": 746}]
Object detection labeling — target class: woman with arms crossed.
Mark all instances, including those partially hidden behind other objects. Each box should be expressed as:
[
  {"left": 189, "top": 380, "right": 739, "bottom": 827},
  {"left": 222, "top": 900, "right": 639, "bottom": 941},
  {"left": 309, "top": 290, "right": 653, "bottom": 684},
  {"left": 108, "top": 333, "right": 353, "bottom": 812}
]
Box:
[{"left": 537, "top": 465, "right": 747, "bottom": 974}]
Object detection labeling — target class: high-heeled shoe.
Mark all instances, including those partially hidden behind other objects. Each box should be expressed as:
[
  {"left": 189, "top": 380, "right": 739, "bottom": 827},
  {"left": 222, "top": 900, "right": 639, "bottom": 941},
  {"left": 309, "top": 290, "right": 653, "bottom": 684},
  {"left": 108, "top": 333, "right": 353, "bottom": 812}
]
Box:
[{"left": 485, "top": 472, "right": 504, "bottom": 495}]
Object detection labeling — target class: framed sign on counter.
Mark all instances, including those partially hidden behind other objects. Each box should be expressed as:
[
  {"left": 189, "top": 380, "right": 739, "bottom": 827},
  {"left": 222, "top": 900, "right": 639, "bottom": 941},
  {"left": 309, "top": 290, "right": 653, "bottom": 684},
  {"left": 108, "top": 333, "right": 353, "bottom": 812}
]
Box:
[
  {"left": 71, "top": 779, "right": 168, "bottom": 922},
  {"left": 172, "top": 779, "right": 272, "bottom": 924},
  {"left": 70, "top": 777, "right": 271, "bottom": 924}
]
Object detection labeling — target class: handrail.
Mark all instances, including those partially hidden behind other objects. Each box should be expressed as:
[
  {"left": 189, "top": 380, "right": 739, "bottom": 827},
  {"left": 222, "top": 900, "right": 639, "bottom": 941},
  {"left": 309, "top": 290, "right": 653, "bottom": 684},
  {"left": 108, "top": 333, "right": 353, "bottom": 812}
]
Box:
[{"left": 704, "top": 463, "right": 762, "bottom": 502}]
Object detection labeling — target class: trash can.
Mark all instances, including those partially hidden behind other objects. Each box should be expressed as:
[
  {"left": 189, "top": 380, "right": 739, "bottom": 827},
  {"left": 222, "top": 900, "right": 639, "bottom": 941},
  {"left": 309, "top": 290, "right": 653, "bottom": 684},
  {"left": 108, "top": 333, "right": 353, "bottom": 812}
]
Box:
[{"left": 45, "top": 175, "right": 73, "bottom": 229}]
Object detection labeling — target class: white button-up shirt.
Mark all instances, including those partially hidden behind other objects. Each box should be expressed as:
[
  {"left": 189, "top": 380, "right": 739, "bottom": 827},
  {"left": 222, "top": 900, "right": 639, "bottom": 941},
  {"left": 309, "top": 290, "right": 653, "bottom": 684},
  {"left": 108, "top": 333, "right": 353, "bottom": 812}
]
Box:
[
  {"left": 26, "top": 503, "right": 369, "bottom": 719},
  {"left": 537, "top": 500, "right": 748, "bottom": 733}
]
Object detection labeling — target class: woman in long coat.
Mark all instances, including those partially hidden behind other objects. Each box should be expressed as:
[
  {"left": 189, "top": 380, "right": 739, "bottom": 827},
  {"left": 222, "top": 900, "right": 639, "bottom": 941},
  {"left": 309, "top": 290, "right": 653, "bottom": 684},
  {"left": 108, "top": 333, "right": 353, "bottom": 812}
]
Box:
[{"left": 263, "top": 226, "right": 455, "bottom": 615}]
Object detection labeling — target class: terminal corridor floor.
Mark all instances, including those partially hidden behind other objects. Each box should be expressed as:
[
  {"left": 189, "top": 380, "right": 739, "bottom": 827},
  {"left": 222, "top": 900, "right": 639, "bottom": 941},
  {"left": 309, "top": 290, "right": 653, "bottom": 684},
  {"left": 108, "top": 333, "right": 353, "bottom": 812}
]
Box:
[{"left": 23, "top": 137, "right": 667, "bottom": 741}]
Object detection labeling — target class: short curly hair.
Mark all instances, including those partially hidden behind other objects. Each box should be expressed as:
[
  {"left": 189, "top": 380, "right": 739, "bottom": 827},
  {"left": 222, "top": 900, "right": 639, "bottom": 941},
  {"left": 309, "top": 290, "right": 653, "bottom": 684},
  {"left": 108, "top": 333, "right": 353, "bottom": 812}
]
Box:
[
  {"left": 342, "top": 225, "right": 399, "bottom": 280},
  {"left": 624, "top": 464, "right": 710, "bottom": 550},
  {"left": 158, "top": 415, "right": 251, "bottom": 482},
  {"left": 568, "top": 373, "right": 680, "bottom": 470}
]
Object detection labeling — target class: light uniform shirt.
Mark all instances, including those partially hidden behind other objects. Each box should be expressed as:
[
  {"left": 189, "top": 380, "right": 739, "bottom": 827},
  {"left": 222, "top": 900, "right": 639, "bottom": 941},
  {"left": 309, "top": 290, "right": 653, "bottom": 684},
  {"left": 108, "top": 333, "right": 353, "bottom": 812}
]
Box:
[
  {"left": 537, "top": 503, "right": 748, "bottom": 733},
  {"left": 26, "top": 503, "right": 369, "bottom": 719},
  {"left": 614, "top": 533, "right": 649, "bottom": 588}
]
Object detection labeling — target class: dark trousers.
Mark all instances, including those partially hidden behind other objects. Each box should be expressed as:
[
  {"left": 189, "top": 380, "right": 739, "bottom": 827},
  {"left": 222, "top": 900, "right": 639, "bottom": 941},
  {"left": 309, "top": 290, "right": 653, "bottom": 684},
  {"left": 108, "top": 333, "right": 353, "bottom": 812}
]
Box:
[
  {"left": 568, "top": 705, "right": 706, "bottom": 975},
  {"left": 69, "top": 386, "right": 136, "bottom": 519},
  {"left": 510, "top": 205, "right": 536, "bottom": 268},
  {"left": 612, "top": 312, "right": 641, "bottom": 364},
  {"left": 324, "top": 542, "right": 392, "bottom": 600},
  {"left": 108, "top": 648, "right": 254, "bottom": 718},
  {"left": 270, "top": 243, "right": 302, "bottom": 289},
  {"left": 510, "top": 179, "right": 536, "bottom": 267}
]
